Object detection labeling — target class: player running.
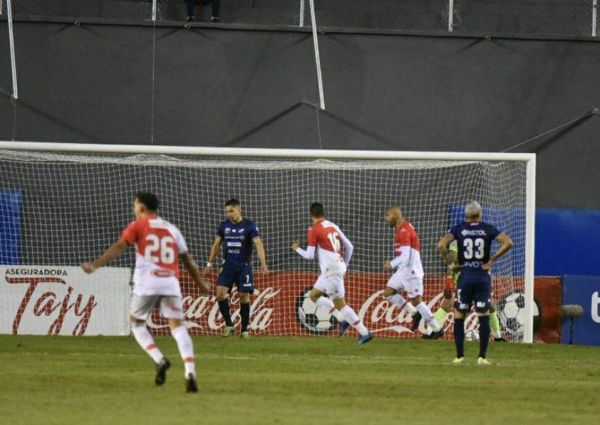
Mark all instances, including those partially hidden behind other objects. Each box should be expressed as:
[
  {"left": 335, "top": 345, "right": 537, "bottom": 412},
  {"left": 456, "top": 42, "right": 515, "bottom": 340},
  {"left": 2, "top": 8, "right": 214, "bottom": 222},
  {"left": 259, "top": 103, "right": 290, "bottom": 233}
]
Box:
[
  {"left": 438, "top": 201, "right": 513, "bottom": 365},
  {"left": 432, "top": 240, "right": 506, "bottom": 342},
  {"left": 82, "top": 192, "right": 210, "bottom": 392},
  {"left": 291, "top": 202, "right": 373, "bottom": 344},
  {"left": 204, "top": 199, "right": 269, "bottom": 338},
  {"left": 382, "top": 205, "right": 443, "bottom": 338}
]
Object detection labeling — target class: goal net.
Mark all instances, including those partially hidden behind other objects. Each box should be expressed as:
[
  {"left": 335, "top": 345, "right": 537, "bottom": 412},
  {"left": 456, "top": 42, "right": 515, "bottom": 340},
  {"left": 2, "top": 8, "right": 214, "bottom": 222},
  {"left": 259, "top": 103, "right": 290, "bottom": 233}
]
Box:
[{"left": 0, "top": 144, "right": 535, "bottom": 342}]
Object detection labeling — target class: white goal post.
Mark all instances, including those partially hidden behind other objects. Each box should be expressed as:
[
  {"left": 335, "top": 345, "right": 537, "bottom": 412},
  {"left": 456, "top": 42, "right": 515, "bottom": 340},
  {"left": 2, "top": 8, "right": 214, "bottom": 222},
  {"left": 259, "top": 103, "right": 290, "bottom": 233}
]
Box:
[{"left": 0, "top": 141, "right": 535, "bottom": 342}]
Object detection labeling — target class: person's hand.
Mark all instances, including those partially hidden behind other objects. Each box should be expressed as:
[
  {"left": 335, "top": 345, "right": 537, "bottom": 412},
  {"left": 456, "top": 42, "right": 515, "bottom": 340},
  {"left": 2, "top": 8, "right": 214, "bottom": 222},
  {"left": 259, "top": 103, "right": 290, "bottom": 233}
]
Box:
[
  {"left": 81, "top": 262, "right": 96, "bottom": 274},
  {"left": 383, "top": 260, "right": 393, "bottom": 271},
  {"left": 449, "top": 263, "right": 460, "bottom": 273},
  {"left": 291, "top": 241, "right": 300, "bottom": 251},
  {"left": 482, "top": 260, "right": 493, "bottom": 271}
]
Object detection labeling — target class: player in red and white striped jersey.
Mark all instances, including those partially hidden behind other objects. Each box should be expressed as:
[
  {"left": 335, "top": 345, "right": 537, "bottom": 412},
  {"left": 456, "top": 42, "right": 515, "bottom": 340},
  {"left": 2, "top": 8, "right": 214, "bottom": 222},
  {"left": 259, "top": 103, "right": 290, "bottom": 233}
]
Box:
[
  {"left": 382, "top": 205, "right": 443, "bottom": 338},
  {"left": 82, "top": 192, "right": 210, "bottom": 392},
  {"left": 292, "top": 202, "right": 372, "bottom": 344}
]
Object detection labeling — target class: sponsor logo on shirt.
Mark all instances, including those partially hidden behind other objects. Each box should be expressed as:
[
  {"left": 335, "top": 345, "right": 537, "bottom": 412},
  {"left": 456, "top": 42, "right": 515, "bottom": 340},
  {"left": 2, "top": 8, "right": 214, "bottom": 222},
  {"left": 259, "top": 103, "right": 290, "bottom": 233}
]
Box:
[
  {"left": 151, "top": 269, "right": 175, "bottom": 278},
  {"left": 461, "top": 229, "right": 487, "bottom": 236}
]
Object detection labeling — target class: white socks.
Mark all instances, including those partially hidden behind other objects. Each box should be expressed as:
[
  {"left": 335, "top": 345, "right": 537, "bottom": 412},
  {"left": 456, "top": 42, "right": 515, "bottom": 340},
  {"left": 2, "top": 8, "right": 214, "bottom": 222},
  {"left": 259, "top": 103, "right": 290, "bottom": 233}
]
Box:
[
  {"left": 132, "top": 323, "right": 164, "bottom": 364},
  {"left": 171, "top": 326, "right": 196, "bottom": 377},
  {"left": 386, "top": 293, "right": 417, "bottom": 315},
  {"left": 340, "top": 305, "right": 369, "bottom": 336},
  {"left": 315, "top": 296, "right": 345, "bottom": 322},
  {"left": 415, "top": 302, "right": 441, "bottom": 332}
]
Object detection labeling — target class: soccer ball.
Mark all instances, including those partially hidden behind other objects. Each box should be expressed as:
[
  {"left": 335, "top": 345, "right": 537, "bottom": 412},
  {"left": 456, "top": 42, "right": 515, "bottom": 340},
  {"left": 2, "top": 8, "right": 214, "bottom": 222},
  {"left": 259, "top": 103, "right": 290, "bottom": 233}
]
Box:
[
  {"left": 497, "top": 292, "right": 540, "bottom": 338},
  {"left": 465, "top": 328, "right": 480, "bottom": 341},
  {"left": 295, "top": 288, "right": 338, "bottom": 334}
]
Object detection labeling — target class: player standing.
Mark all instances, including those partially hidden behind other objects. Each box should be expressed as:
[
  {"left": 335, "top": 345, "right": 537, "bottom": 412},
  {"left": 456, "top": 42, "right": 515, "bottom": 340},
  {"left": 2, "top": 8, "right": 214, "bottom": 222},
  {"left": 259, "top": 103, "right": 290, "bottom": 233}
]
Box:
[
  {"left": 82, "top": 192, "right": 210, "bottom": 392},
  {"left": 438, "top": 201, "right": 513, "bottom": 365},
  {"left": 432, "top": 240, "right": 506, "bottom": 342},
  {"left": 382, "top": 205, "right": 443, "bottom": 338},
  {"left": 292, "top": 202, "right": 372, "bottom": 344},
  {"left": 204, "top": 199, "right": 268, "bottom": 338}
]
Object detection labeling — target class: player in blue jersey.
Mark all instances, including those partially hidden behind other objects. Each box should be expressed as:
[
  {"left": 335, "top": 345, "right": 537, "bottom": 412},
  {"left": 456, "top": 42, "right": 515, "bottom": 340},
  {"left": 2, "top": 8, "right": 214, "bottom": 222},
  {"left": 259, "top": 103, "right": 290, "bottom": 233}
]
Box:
[
  {"left": 204, "top": 199, "right": 269, "bottom": 338},
  {"left": 437, "top": 201, "right": 513, "bottom": 365}
]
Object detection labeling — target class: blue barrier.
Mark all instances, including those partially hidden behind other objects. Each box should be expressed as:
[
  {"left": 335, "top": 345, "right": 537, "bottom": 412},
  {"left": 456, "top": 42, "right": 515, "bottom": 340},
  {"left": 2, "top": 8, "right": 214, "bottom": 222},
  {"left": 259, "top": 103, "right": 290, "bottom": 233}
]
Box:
[
  {"left": 561, "top": 275, "right": 600, "bottom": 346},
  {"left": 0, "top": 190, "right": 22, "bottom": 265},
  {"left": 536, "top": 209, "right": 600, "bottom": 276}
]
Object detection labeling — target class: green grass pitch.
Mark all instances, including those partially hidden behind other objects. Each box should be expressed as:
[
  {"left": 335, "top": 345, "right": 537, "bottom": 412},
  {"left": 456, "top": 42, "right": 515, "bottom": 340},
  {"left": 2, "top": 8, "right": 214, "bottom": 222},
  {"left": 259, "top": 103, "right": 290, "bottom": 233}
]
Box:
[{"left": 1, "top": 335, "right": 599, "bottom": 425}]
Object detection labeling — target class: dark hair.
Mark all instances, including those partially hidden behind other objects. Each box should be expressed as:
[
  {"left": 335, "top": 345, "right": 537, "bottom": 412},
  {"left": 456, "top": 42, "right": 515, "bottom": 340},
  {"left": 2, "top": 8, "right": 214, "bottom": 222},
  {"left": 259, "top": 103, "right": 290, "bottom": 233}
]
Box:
[
  {"left": 225, "top": 198, "right": 240, "bottom": 207},
  {"left": 135, "top": 192, "right": 159, "bottom": 211},
  {"left": 310, "top": 202, "right": 324, "bottom": 218}
]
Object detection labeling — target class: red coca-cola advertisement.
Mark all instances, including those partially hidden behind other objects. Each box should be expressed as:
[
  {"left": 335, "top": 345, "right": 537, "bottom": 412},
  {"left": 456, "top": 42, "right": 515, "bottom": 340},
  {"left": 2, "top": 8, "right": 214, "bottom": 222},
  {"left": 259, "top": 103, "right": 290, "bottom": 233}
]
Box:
[
  {"left": 149, "top": 271, "right": 529, "bottom": 340},
  {"left": 1, "top": 266, "right": 558, "bottom": 341}
]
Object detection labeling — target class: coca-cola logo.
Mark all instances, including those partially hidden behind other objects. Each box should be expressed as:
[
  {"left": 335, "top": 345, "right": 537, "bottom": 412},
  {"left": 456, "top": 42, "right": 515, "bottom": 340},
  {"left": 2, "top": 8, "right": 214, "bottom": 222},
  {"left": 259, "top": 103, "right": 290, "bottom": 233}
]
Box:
[
  {"left": 6, "top": 275, "right": 97, "bottom": 335},
  {"left": 146, "top": 287, "right": 281, "bottom": 332},
  {"left": 358, "top": 290, "right": 480, "bottom": 336}
]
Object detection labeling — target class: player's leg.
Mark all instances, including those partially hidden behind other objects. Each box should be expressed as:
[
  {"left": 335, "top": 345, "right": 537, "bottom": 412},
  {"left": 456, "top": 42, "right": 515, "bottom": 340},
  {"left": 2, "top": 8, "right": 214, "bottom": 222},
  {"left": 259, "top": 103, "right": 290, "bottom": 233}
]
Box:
[
  {"left": 434, "top": 276, "right": 455, "bottom": 326},
  {"left": 475, "top": 278, "right": 493, "bottom": 364},
  {"left": 333, "top": 297, "right": 371, "bottom": 342},
  {"left": 383, "top": 272, "right": 418, "bottom": 317},
  {"left": 489, "top": 301, "right": 505, "bottom": 341},
  {"left": 311, "top": 276, "right": 346, "bottom": 325},
  {"left": 129, "top": 295, "right": 170, "bottom": 384},
  {"left": 330, "top": 276, "right": 371, "bottom": 342},
  {"left": 406, "top": 278, "right": 442, "bottom": 335},
  {"left": 237, "top": 264, "right": 254, "bottom": 338},
  {"left": 162, "top": 297, "right": 198, "bottom": 392},
  {"left": 453, "top": 278, "right": 473, "bottom": 362},
  {"left": 216, "top": 266, "right": 235, "bottom": 336}
]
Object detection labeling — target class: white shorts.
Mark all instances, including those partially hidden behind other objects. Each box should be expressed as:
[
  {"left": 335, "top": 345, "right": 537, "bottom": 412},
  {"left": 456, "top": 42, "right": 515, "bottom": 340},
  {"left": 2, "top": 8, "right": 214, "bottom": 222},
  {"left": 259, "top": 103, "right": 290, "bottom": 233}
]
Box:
[
  {"left": 314, "top": 273, "right": 345, "bottom": 300},
  {"left": 386, "top": 270, "right": 423, "bottom": 299},
  {"left": 130, "top": 295, "right": 184, "bottom": 321}
]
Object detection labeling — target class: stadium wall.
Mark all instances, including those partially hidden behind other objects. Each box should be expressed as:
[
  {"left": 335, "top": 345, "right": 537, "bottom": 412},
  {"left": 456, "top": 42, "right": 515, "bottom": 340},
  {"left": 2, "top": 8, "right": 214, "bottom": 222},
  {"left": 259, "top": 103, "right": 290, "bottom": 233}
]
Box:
[
  {"left": 1, "top": 21, "right": 598, "bottom": 211},
  {"left": 6, "top": 0, "right": 596, "bottom": 37}
]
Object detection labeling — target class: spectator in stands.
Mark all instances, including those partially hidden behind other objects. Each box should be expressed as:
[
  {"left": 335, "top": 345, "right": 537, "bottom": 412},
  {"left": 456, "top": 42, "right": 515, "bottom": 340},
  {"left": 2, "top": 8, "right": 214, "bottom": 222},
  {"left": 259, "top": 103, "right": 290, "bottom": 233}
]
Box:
[{"left": 186, "top": 0, "right": 220, "bottom": 23}]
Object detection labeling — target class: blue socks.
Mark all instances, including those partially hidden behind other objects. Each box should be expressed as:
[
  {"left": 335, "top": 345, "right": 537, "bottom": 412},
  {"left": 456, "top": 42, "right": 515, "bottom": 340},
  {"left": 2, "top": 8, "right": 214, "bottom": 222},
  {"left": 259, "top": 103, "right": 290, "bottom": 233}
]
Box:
[
  {"left": 454, "top": 318, "right": 465, "bottom": 358},
  {"left": 218, "top": 299, "right": 233, "bottom": 327},
  {"left": 240, "top": 303, "right": 250, "bottom": 332},
  {"left": 478, "top": 315, "right": 490, "bottom": 359}
]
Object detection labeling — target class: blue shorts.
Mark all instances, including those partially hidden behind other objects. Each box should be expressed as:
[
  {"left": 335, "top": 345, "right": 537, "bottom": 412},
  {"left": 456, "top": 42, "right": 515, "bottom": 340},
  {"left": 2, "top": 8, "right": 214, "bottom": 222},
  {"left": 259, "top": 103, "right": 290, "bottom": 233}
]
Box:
[
  {"left": 218, "top": 262, "right": 254, "bottom": 294},
  {"left": 454, "top": 273, "right": 491, "bottom": 313}
]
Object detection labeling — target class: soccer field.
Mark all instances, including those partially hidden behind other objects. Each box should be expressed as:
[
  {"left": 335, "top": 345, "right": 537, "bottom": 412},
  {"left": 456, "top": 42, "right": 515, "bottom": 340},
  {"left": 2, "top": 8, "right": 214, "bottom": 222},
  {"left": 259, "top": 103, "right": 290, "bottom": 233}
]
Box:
[{"left": 1, "top": 335, "right": 598, "bottom": 425}]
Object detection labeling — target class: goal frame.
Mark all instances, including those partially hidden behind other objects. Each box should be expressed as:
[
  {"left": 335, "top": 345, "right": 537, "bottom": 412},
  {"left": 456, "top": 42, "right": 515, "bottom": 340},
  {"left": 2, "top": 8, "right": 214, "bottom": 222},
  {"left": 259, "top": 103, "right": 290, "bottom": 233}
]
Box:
[{"left": 0, "top": 141, "right": 536, "bottom": 343}]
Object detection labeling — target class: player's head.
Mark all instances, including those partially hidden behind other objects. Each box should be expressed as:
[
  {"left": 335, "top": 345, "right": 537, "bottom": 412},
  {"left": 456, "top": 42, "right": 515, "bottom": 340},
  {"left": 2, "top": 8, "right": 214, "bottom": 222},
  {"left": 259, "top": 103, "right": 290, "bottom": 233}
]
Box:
[
  {"left": 225, "top": 198, "right": 243, "bottom": 223},
  {"left": 134, "top": 192, "right": 159, "bottom": 219},
  {"left": 464, "top": 200, "right": 482, "bottom": 221},
  {"left": 309, "top": 202, "right": 324, "bottom": 221},
  {"left": 386, "top": 205, "right": 403, "bottom": 227}
]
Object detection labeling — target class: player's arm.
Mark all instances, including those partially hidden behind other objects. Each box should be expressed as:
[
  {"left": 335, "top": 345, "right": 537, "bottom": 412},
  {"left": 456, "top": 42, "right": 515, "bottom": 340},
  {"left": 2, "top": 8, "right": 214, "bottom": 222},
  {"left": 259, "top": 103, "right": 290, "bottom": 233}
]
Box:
[
  {"left": 337, "top": 229, "right": 354, "bottom": 266},
  {"left": 292, "top": 242, "right": 316, "bottom": 260},
  {"left": 437, "top": 233, "right": 456, "bottom": 266},
  {"left": 292, "top": 227, "right": 316, "bottom": 260},
  {"left": 181, "top": 252, "right": 211, "bottom": 294},
  {"left": 81, "top": 239, "right": 129, "bottom": 274},
  {"left": 253, "top": 237, "right": 269, "bottom": 273},
  {"left": 386, "top": 245, "right": 411, "bottom": 271},
  {"left": 203, "top": 236, "right": 223, "bottom": 275},
  {"left": 484, "top": 232, "right": 513, "bottom": 270}
]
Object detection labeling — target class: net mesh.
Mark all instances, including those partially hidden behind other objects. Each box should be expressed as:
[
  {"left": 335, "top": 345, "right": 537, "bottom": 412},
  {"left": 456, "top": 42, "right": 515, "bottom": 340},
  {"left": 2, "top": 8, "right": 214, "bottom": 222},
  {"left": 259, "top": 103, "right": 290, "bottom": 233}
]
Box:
[{"left": 0, "top": 150, "right": 528, "bottom": 340}]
